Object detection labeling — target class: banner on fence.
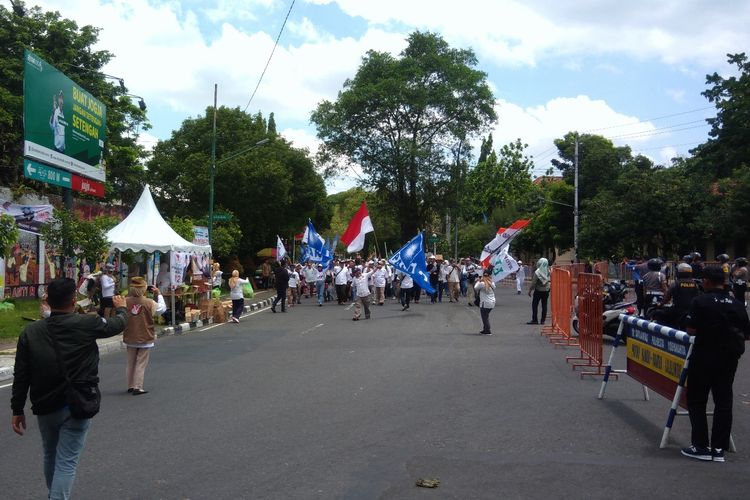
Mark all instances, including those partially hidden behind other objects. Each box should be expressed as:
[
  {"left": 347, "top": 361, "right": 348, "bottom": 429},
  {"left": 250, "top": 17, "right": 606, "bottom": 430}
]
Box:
[{"left": 626, "top": 322, "right": 691, "bottom": 405}]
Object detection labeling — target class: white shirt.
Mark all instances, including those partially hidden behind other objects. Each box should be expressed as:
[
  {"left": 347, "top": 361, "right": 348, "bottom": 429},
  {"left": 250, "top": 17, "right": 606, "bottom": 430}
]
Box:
[
  {"left": 399, "top": 272, "right": 414, "bottom": 289},
  {"left": 288, "top": 271, "right": 300, "bottom": 288},
  {"left": 352, "top": 271, "right": 373, "bottom": 297},
  {"left": 302, "top": 266, "right": 317, "bottom": 283},
  {"left": 447, "top": 265, "right": 460, "bottom": 283},
  {"left": 439, "top": 263, "right": 450, "bottom": 282},
  {"left": 100, "top": 274, "right": 115, "bottom": 298},
  {"left": 372, "top": 268, "right": 387, "bottom": 287},
  {"left": 229, "top": 278, "right": 250, "bottom": 300},
  {"left": 333, "top": 266, "right": 349, "bottom": 285},
  {"left": 474, "top": 280, "right": 496, "bottom": 309}
]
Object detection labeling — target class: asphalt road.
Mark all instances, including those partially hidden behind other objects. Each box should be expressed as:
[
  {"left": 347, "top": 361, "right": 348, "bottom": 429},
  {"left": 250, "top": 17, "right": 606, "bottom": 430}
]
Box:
[{"left": 2, "top": 288, "right": 750, "bottom": 499}]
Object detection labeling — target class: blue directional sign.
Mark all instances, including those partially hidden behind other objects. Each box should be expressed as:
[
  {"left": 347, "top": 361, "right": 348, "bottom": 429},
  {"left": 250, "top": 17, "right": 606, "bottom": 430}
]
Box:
[{"left": 23, "top": 159, "right": 72, "bottom": 188}]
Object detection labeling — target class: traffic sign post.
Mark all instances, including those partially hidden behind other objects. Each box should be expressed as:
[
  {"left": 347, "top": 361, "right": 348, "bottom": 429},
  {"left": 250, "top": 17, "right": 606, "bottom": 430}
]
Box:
[{"left": 24, "top": 159, "right": 71, "bottom": 188}]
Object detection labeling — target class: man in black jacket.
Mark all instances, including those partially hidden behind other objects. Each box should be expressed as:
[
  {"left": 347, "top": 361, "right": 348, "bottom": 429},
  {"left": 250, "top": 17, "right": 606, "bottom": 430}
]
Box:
[
  {"left": 271, "top": 261, "right": 290, "bottom": 313},
  {"left": 681, "top": 265, "right": 750, "bottom": 462},
  {"left": 11, "top": 278, "right": 128, "bottom": 499}
]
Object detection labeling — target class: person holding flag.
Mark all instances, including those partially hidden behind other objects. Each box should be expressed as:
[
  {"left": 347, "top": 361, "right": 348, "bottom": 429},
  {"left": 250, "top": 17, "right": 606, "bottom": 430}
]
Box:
[
  {"left": 474, "top": 269, "right": 496, "bottom": 335},
  {"left": 388, "top": 233, "right": 436, "bottom": 306}
]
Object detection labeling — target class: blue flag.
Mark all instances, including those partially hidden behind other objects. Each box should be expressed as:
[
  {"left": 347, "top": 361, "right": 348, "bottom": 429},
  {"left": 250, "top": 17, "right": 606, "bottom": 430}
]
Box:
[
  {"left": 388, "top": 232, "right": 435, "bottom": 294},
  {"left": 300, "top": 220, "right": 332, "bottom": 267}
]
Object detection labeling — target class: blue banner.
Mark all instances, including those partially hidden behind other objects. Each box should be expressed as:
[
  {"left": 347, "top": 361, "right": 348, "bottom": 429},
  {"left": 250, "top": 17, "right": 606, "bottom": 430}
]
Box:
[{"left": 388, "top": 232, "right": 435, "bottom": 294}]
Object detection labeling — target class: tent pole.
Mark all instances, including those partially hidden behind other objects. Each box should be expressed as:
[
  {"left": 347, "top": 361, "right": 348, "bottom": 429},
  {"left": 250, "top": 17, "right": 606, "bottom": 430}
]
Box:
[{"left": 170, "top": 251, "right": 176, "bottom": 327}]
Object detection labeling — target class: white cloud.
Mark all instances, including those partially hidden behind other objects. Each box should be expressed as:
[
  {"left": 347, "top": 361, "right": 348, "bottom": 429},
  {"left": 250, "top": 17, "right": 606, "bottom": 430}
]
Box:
[
  {"left": 666, "top": 89, "right": 686, "bottom": 103},
  {"left": 314, "top": 0, "right": 750, "bottom": 68},
  {"left": 280, "top": 127, "right": 320, "bottom": 155},
  {"left": 287, "top": 17, "right": 332, "bottom": 43}
]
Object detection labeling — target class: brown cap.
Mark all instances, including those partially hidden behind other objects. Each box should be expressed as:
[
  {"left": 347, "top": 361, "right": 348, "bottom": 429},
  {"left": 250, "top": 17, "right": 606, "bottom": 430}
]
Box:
[{"left": 129, "top": 276, "right": 147, "bottom": 289}]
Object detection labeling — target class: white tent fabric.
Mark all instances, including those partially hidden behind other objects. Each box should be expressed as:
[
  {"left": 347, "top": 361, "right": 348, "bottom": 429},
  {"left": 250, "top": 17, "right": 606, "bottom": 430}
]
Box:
[{"left": 106, "top": 185, "right": 211, "bottom": 253}]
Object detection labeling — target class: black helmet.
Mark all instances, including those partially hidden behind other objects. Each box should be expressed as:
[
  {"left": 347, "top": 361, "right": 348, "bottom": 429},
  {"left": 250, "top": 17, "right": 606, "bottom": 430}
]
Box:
[
  {"left": 736, "top": 257, "right": 748, "bottom": 267},
  {"left": 682, "top": 254, "right": 693, "bottom": 264},
  {"left": 647, "top": 258, "right": 662, "bottom": 271},
  {"left": 691, "top": 251, "right": 702, "bottom": 261},
  {"left": 676, "top": 263, "right": 693, "bottom": 277},
  {"left": 716, "top": 253, "right": 729, "bottom": 263}
]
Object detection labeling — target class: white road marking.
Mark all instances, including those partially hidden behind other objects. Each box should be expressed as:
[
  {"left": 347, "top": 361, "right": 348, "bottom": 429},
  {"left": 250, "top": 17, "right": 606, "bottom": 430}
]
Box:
[
  {"left": 300, "top": 323, "right": 324, "bottom": 335},
  {"left": 0, "top": 382, "right": 12, "bottom": 389},
  {"left": 198, "top": 307, "right": 269, "bottom": 332}
]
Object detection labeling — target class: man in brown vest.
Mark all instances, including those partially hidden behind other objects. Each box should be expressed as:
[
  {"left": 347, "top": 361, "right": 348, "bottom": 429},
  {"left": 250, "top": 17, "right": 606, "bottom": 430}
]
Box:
[{"left": 123, "top": 277, "right": 166, "bottom": 395}]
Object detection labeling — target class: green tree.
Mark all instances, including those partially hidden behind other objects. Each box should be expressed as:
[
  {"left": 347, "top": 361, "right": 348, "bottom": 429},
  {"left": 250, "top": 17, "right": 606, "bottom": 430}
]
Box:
[
  {"left": 40, "top": 209, "right": 118, "bottom": 264},
  {"left": 465, "top": 139, "right": 534, "bottom": 221},
  {"left": 311, "top": 31, "right": 497, "bottom": 241},
  {"left": 551, "top": 133, "right": 633, "bottom": 201},
  {"left": 692, "top": 53, "right": 750, "bottom": 179},
  {"left": 0, "top": 213, "right": 19, "bottom": 257},
  {"left": 167, "top": 216, "right": 197, "bottom": 242},
  {"left": 0, "top": 2, "right": 149, "bottom": 203},
  {"left": 147, "top": 107, "right": 329, "bottom": 254}
]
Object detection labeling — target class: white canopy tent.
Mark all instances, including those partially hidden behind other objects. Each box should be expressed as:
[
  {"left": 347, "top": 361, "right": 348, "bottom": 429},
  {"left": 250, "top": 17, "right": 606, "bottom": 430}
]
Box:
[
  {"left": 106, "top": 185, "right": 210, "bottom": 254},
  {"left": 106, "top": 185, "right": 211, "bottom": 325}
]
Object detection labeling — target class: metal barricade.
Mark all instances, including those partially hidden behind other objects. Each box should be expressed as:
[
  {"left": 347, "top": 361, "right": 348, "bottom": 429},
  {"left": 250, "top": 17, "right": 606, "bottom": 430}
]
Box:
[
  {"left": 541, "top": 268, "right": 577, "bottom": 346},
  {"left": 566, "top": 273, "right": 605, "bottom": 377}
]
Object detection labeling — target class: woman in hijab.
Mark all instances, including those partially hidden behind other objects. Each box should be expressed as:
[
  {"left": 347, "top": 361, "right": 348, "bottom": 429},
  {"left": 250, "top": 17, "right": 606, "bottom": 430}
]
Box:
[
  {"left": 228, "top": 270, "right": 251, "bottom": 323},
  {"left": 474, "top": 269, "right": 496, "bottom": 335},
  {"left": 527, "top": 257, "right": 551, "bottom": 324}
]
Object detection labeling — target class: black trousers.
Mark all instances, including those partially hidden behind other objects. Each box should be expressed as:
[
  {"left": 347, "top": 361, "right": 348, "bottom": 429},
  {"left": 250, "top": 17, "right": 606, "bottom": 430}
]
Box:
[
  {"left": 400, "top": 288, "right": 412, "bottom": 307},
  {"left": 480, "top": 306, "right": 492, "bottom": 334},
  {"left": 531, "top": 290, "right": 549, "bottom": 323},
  {"left": 687, "top": 355, "right": 738, "bottom": 450},
  {"left": 732, "top": 283, "right": 746, "bottom": 304},
  {"left": 231, "top": 298, "right": 244, "bottom": 319},
  {"left": 272, "top": 289, "right": 286, "bottom": 311},
  {"left": 336, "top": 284, "right": 347, "bottom": 304}
]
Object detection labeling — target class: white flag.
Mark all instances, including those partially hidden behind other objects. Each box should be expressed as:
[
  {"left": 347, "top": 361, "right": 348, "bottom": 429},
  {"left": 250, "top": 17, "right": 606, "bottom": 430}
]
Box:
[
  {"left": 276, "top": 235, "right": 287, "bottom": 262},
  {"left": 490, "top": 249, "right": 520, "bottom": 282}
]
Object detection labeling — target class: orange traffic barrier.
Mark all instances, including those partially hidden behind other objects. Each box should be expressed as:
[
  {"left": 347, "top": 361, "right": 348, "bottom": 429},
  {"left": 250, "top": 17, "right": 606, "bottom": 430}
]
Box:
[
  {"left": 566, "top": 273, "right": 606, "bottom": 378},
  {"left": 541, "top": 268, "right": 577, "bottom": 346}
]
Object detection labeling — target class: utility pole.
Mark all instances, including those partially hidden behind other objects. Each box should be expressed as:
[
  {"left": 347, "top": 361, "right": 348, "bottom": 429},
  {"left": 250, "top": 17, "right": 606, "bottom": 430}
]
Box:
[
  {"left": 208, "top": 84, "right": 218, "bottom": 246},
  {"left": 573, "top": 138, "right": 579, "bottom": 264}
]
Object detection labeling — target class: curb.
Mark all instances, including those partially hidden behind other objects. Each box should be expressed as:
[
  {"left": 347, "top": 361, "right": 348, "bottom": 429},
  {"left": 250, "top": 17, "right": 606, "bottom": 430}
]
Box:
[{"left": 0, "top": 298, "right": 274, "bottom": 383}]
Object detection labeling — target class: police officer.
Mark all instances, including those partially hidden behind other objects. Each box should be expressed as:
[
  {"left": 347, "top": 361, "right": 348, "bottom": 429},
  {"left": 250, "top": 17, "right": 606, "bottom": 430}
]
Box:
[
  {"left": 731, "top": 257, "right": 748, "bottom": 305},
  {"left": 681, "top": 265, "right": 750, "bottom": 462},
  {"left": 641, "top": 258, "right": 667, "bottom": 317},
  {"left": 690, "top": 251, "right": 704, "bottom": 279},
  {"left": 655, "top": 263, "right": 700, "bottom": 329},
  {"left": 716, "top": 254, "right": 730, "bottom": 290}
]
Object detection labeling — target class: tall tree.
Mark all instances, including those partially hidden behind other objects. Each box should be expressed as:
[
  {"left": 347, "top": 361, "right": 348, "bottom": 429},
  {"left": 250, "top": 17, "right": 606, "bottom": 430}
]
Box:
[
  {"left": 311, "top": 31, "right": 497, "bottom": 241},
  {"left": 146, "top": 106, "right": 329, "bottom": 254},
  {"left": 0, "top": 2, "right": 149, "bottom": 204},
  {"left": 692, "top": 52, "right": 750, "bottom": 179},
  {"left": 551, "top": 133, "right": 632, "bottom": 201},
  {"left": 465, "top": 138, "right": 534, "bottom": 221}
]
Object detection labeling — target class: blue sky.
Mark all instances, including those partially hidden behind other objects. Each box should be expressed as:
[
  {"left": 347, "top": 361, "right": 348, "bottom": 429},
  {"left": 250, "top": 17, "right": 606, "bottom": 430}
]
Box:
[{"left": 23, "top": 0, "right": 749, "bottom": 192}]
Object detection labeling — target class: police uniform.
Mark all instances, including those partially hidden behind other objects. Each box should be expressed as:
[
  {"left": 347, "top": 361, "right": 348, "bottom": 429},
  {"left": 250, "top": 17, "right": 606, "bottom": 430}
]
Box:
[
  {"left": 685, "top": 288, "right": 750, "bottom": 453},
  {"left": 659, "top": 278, "right": 700, "bottom": 329}
]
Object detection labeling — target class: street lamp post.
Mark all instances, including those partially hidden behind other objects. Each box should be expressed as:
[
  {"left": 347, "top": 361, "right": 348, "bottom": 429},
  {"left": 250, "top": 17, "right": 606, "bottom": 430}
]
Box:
[{"left": 208, "top": 85, "right": 270, "bottom": 245}]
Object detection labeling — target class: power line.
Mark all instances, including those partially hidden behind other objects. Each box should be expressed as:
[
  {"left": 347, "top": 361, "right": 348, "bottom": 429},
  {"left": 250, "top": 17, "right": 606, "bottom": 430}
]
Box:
[
  {"left": 583, "top": 105, "right": 714, "bottom": 133},
  {"left": 242, "top": 0, "right": 296, "bottom": 113}
]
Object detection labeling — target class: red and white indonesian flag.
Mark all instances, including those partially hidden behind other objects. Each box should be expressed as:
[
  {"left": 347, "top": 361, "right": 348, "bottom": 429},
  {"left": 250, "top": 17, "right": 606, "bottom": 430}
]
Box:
[
  {"left": 341, "top": 201, "right": 374, "bottom": 253},
  {"left": 276, "top": 235, "right": 287, "bottom": 262},
  {"left": 480, "top": 219, "right": 530, "bottom": 268},
  {"left": 490, "top": 248, "right": 520, "bottom": 282}
]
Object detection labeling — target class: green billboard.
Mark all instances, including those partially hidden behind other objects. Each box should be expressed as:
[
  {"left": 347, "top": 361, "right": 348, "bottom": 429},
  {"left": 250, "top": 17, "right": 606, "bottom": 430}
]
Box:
[{"left": 23, "top": 49, "right": 107, "bottom": 182}]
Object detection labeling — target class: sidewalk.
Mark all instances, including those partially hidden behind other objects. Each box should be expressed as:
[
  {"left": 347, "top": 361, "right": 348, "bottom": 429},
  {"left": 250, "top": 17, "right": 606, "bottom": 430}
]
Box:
[{"left": 0, "top": 289, "right": 277, "bottom": 383}]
